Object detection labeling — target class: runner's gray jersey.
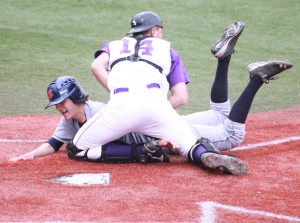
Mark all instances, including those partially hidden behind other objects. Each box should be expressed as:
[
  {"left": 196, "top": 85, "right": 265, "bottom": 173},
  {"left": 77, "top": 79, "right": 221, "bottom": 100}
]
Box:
[{"left": 52, "top": 100, "right": 105, "bottom": 143}]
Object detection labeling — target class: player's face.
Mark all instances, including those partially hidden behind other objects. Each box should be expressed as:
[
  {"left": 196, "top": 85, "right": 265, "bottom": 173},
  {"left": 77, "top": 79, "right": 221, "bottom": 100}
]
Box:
[{"left": 55, "top": 98, "right": 78, "bottom": 120}]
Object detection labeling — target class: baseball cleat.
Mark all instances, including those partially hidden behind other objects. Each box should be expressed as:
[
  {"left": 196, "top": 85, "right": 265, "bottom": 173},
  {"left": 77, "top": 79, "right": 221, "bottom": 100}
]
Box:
[
  {"left": 201, "top": 153, "right": 248, "bottom": 175},
  {"left": 248, "top": 60, "right": 293, "bottom": 84},
  {"left": 211, "top": 21, "right": 245, "bottom": 59}
]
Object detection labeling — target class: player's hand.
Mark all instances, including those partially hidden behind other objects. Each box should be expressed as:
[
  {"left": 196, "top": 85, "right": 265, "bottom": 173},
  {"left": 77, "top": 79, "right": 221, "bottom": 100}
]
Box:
[
  {"left": 157, "top": 139, "right": 179, "bottom": 149},
  {"left": 9, "top": 153, "right": 35, "bottom": 162}
]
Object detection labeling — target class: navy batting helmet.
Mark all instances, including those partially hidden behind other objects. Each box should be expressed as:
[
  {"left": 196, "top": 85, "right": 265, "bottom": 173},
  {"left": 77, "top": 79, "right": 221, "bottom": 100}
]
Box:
[
  {"left": 45, "top": 76, "right": 86, "bottom": 109},
  {"left": 126, "top": 11, "right": 163, "bottom": 35}
]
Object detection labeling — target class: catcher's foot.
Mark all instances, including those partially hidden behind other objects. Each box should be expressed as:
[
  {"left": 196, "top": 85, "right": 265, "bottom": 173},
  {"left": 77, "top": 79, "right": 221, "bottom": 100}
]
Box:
[
  {"left": 211, "top": 21, "right": 245, "bottom": 59},
  {"left": 248, "top": 60, "right": 293, "bottom": 84},
  {"left": 201, "top": 153, "right": 248, "bottom": 175}
]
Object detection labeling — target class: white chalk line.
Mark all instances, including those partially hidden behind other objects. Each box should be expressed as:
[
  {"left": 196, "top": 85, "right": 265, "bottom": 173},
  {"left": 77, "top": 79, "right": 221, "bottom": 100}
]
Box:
[
  {"left": 1, "top": 222, "right": 97, "bottom": 223},
  {"left": 198, "top": 201, "right": 300, "bottom": 223},
  {"left": 231, "top": 135, "right": 300, "bottom": 151},
  {"left": 0, "top": 139, "right": 45, "bottom": 143}
]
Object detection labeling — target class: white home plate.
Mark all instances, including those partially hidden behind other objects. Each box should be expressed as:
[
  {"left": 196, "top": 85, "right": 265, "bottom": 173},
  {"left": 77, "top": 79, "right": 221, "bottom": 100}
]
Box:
[{"left": 47, "top": 173, "right": 110, "bottom": 186}]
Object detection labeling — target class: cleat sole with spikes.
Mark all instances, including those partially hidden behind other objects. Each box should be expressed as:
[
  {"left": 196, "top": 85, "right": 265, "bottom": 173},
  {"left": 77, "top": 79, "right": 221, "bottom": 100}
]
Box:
[
  {"left": 201, "top": 153, "right": 248, "bottom": 175},
  {"left": 211, "top": 21, "right": 245, "bottom": 59},
  {"left": 248, "top": 60, "right": 293, "bottom": 83}
]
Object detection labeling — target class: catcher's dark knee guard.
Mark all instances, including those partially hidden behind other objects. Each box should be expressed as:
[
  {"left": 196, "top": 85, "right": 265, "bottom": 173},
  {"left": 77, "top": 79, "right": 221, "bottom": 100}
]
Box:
[
  {"left": 66, "top": 138, "right": 170, "bottom": 164},
  {"left": 100, "top": 143, "right": 139, "bottom": 163},
  {"left": 67, "top": 142, "right": 139, "bottom": 163},
  {"left": 101, "top": 139, "right": 170, "bottom": 163},
  {"left": 187, "top": 138, "right": 220, "bottom": 166}
]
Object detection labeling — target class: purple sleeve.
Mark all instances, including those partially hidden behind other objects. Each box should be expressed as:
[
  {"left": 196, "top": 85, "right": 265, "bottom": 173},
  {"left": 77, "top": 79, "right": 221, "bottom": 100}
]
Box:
[
  {"left": 167, "top": 48, "right": 190, "bottom": 89},
  {"left": 94, "top": 42, "right": 110, "bottom": 58}
]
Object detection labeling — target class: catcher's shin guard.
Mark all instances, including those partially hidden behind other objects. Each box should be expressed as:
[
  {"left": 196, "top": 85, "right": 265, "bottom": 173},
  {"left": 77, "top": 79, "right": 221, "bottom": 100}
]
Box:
[
  {"left": 97, "top": 140, "right": 170, "bottom": 163},
  {"left": 66, "top": 139, "right": 170, "bottom": 164},
  {"left": 100, "top": 143, "right": 141, "bottom": 163}
]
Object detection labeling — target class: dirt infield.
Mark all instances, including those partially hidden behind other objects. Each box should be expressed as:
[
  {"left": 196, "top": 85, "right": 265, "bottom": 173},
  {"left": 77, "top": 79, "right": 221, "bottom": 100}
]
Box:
[{"left": 1, "top": 107, "right": 300, "bottom": 222}]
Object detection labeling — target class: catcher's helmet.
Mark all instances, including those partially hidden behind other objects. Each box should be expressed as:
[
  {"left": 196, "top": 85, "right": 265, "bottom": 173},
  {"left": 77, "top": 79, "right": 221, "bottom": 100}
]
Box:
[
  {"left": 126, "top": 11, "right": 163, "bottom": 35},
  {"left": 45, "top": 76, "right": 86, "bottom": 109}
]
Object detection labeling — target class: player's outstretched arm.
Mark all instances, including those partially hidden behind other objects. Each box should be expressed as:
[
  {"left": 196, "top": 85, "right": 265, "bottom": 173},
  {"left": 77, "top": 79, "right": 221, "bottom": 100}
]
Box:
[{"left": 9, "top": 143, "right": 55, "bottom": 162}]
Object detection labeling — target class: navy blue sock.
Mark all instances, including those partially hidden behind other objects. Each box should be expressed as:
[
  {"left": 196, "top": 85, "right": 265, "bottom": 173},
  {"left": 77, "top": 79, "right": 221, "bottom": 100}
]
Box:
[
  {"left": 229, "top": 76, "right": 264, "bottom": 123},
  {"left": 210, "top": 56, "right": 231, "bottom": 103},
  {"left": 189, "top": 144, "right": 207, "bottom": 163}
]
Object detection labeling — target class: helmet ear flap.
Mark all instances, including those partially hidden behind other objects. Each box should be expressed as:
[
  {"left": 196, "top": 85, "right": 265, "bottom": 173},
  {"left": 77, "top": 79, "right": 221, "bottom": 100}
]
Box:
[{"left": 69, "top": 85, "right": 86, "bottom": 104}]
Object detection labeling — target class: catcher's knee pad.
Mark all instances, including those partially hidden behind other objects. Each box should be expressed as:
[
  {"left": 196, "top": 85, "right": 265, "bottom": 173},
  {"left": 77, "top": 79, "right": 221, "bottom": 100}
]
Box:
[{"left": 187, "top": 138, "right": 220, "bottom": 166}]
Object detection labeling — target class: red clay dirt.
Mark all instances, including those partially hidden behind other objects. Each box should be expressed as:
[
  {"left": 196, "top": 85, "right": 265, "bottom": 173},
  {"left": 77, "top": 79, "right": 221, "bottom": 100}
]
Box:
[{"left": 0, "top": 107, "right": 300, "bottom": 222}]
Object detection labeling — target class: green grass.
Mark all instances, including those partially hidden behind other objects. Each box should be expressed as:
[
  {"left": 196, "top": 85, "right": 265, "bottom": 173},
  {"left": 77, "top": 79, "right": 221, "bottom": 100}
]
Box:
[{"left": 0, "top": 0, "right": 299, "bottom": 116}]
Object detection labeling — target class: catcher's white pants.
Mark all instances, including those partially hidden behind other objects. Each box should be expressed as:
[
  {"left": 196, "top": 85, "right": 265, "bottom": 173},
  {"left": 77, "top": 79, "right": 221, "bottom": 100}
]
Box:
[{"left": 73, "top": 88, "right": 198, "bottom": 158}]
